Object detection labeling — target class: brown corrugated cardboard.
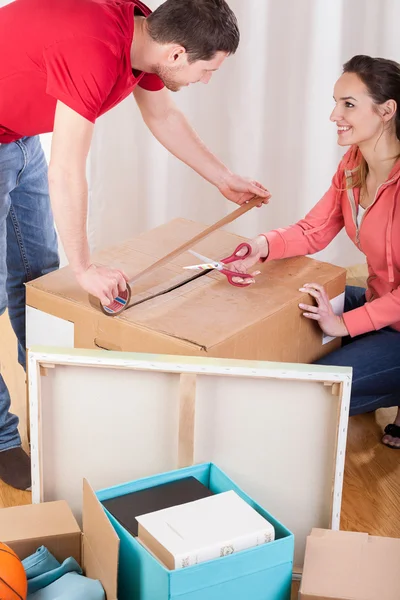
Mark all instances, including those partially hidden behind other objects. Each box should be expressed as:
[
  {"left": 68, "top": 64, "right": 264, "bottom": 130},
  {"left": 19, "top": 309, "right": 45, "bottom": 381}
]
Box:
[
  {"left": 299, "top": 528, "right": 400, "bottom": 600},
  {"left": 26, "top": 218, "right": 346, "bottom": 363},
  {"left": 82, "top": 479, "right": 119, "bottom": 599},
  {"left": 0, "top": 499, "right": 81, "bottom": 564},
  {"left": 0, "top": 480, "right": 118, "bottom": 600}
]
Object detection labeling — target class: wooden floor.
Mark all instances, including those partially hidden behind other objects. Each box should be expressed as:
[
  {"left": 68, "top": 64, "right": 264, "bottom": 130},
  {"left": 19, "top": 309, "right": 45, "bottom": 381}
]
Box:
[
  {"left": 340, "top": 264, "right": 400, "bottom": 538},
  {"left": 1, "top": 264, "right": 399, "bottom": 600},
  {"left": 0, "top": 311, "right": 31, "bottom": 509}
]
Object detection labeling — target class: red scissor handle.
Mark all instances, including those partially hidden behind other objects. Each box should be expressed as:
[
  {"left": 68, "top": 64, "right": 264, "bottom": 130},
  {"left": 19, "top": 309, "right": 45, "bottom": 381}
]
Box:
[
  {"left": 220, "top": 269, "right": 254, "bottom": 287},
  {"left": 220, "top": 242, "right": 254, "bottom": 287},
  {"left": 221, "top": 242, "right": 253, "bottom": 264}
]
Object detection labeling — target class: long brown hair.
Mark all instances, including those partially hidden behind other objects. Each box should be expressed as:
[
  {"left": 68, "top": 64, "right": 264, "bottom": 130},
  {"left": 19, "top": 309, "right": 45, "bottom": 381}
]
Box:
[{"left": 342, "top": 55, "right": 400, "bottom": 189}]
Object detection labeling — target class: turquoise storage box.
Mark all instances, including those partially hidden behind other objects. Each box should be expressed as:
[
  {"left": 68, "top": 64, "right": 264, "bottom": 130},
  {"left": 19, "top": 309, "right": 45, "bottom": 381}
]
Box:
[{"left": 96, "top": 462, "right": 294, "bottom": 600}]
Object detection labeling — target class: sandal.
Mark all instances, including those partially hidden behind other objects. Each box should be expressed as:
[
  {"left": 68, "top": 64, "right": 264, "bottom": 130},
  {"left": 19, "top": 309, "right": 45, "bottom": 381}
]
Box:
[{"left": 382, "top": 423, "right": 400, "bottom": 449}]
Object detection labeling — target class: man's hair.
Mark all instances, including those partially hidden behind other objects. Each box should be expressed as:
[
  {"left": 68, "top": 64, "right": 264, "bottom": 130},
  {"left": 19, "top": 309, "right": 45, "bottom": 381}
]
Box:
[{"left": 146, "top": 0, "right": 240, "bottom": 63}]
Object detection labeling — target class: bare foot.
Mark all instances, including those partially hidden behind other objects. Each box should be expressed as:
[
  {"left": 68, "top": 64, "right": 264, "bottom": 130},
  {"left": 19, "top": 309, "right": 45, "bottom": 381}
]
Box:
[{"left": 382, "top": 408, "right": 400, "bottom": 449}]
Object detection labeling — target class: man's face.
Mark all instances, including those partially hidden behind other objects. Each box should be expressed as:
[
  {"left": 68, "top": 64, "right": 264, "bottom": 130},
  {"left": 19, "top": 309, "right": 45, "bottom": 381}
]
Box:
[{"left": 152, "top": 50, "right": 228, "bottom": 92}]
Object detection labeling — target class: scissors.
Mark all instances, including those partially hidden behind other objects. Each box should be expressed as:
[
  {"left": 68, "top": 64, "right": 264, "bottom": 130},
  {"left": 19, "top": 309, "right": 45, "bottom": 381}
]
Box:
[{"left": 184, "top": 242, "right": 255, "bottom": 287}]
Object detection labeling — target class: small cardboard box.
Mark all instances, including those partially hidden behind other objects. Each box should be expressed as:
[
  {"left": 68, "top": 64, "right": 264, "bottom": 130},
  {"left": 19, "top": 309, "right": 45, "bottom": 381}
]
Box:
[
  {"left": 26, "top": 218, "right": 346, "bottom": 364},
  {"left": 0, "top": 480, "right": 119, "bottom": 600},
  {"left": 97, "top": 462, "right": 294, "bottom": 600},
  {"left": 299, "top": 528, "right": 400, "bottom": 600}
]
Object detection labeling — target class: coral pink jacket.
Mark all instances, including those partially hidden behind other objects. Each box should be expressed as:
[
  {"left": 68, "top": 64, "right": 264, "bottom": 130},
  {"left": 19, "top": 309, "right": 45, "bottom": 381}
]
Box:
[{"left": 264, "top": 146, "right": 400, "bottom": 337}]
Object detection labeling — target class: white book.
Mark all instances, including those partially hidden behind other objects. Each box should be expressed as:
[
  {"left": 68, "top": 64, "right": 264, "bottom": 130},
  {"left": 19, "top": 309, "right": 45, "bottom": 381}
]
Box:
[{"left": 136, "top": 490, "right": 275, "bottom": 570}]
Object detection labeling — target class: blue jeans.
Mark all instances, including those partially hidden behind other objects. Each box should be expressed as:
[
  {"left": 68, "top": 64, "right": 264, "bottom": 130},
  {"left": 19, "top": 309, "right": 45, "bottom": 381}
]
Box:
[
  {"left": 0, "top": 137, "right": 59, "bottom": 450},
  {"left": 315, "top": 286, "right": 400, "bottom": 416}
]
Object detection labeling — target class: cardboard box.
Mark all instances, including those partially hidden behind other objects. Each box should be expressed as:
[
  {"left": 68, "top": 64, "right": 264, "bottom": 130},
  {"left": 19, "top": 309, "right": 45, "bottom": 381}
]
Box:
[
  {"left": 299, "top": 528, "right": 400, "bottom": 600},
  {"left": 0, "top": 480, "right": 119, "bottom": 600},
  {"left": 97, "top": 462, "right": 294, "bottom": 600},
  {"left": 26, "top": 218, "right": 346, "bottom": 363}
]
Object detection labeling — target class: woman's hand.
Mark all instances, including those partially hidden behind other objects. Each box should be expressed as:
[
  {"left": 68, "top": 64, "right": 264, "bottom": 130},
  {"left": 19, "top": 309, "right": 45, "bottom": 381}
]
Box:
[
  {"left": 299, "top": 283, "right": 349, "bottom": 337},
  {"left": 224, "top": 235, "right": 269, "bottom": 284}
]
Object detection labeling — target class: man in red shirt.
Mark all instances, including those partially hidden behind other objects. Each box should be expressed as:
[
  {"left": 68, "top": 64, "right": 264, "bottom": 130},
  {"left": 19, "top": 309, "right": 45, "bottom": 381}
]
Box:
[{"left": 0, "top": 0, "right": 269, "bottom": 490}]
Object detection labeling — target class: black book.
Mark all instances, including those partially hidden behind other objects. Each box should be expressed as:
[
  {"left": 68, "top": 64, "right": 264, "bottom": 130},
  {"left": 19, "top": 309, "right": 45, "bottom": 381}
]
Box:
[{"left": 101, "top": 476, "right": 214, "bottom": 537}]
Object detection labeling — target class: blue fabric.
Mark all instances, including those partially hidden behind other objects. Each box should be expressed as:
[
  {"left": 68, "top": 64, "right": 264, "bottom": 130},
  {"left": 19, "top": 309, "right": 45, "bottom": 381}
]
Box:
[
  {"left": 0, "top": 137, "right": 59, "bottom": 449},
  {"left": 27, "top": 572, "right": 105, "bottom": 600},
  {"left": 315, "top": 286, "right": 400, "bottom": 415},
  {"left": 22, "top": 546, "right": 60, "bottom": 581},
  {"left": 22, "top": 547, "right": 104, "bottom": 599},
  {"left": 22, "top": 545, "right": 82, "bottom": 594}
]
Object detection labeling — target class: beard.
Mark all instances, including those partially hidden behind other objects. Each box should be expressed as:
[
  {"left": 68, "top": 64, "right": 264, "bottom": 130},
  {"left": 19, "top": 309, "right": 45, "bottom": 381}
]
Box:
[{"left": 151, "top": 64, "right": 184, "bottom": 92}]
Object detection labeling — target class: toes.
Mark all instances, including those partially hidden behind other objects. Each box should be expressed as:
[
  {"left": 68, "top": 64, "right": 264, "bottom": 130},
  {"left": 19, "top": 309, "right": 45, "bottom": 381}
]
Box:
[{"left": 382, "top": 435, "right": 400, "bottom": 448}]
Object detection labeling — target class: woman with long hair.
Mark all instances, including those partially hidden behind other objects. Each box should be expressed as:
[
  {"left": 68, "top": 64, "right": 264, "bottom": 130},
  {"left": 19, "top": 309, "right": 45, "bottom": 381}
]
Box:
[{"left": 230, "top": 55, "right": 400, "bottom": 449}]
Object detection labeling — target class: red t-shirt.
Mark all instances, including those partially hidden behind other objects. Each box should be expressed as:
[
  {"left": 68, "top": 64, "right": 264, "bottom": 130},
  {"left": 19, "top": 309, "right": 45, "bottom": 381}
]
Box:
[{"left": 0, "top": 0, "right": 164, "bottom": 143}]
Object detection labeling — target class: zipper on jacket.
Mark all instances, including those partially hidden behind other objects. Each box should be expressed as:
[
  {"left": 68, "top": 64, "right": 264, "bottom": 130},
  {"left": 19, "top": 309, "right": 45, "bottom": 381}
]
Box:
[
  {"left": 359, "top": 179, "right": 391, "bottom": 225},
  {"left": 346, "top": 173, "right": 362, "bottom": 249},
  {"left": 347, "top": 188, "right": 361, "bottom": 250},
  {"left": 346, "top": 172, "right": 396, "bottom": 250}
]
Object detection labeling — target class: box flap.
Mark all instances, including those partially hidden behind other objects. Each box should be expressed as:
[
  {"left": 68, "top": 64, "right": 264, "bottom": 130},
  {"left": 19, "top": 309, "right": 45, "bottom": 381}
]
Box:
[
  {"left": 0, "top": 500, "right": 80, "bottom": 542},
  {"left": 82, "top": 479, "right": 119, "bottom": 600},
  {"left": 27, "top": 218, "right": 346, "bottom": 351},
  {"left": 358, "top": 535, "right": 400, "bottom": 600},
  {"left": 301, "top": 531, "right": 365, "bottom": 599},
  {"left": 300, "top": 529, "right": 400, "bottom": 600}
]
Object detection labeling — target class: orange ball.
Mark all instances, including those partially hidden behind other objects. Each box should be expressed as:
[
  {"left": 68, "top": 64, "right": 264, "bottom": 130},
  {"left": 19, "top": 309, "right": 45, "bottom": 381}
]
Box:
[{"left": 0, "top": 542, "right": 27, "bottom": 600}]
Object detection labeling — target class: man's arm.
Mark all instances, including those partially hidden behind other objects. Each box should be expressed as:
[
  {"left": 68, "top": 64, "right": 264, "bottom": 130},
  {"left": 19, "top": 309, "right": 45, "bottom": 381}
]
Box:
[
  {"left": 133, "top": 86, "right": 270, "bottom": 205},
  {"left": 48, "top": 101, "right": 128, "bottom": 305}
]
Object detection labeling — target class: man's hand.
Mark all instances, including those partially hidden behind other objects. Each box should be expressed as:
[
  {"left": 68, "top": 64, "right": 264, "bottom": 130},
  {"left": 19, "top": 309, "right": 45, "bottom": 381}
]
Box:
[
  {"left": 76, "top": 265, "right": 129, "bottom": 307},
  {"left": 299, "top": 283, "right": 349, "bottom": 337},
  {"left": 217, "top": 173, "right": 271, "bottom": 206},
  {"left": 133, "top": 87, "right": 271, "bottom": 206}
]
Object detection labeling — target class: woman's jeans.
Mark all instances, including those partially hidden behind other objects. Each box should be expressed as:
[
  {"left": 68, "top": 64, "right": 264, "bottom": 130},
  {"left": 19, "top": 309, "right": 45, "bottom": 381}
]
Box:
[
  {"left": 0, "top": 137, "right": 59, "bottom": 450},
  {"left": 315, "top": 286, "right": 400, "bottom": 416}
]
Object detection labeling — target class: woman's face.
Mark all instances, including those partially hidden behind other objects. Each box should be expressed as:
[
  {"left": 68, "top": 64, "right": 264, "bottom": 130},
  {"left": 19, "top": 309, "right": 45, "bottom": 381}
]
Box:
[{"left": 330, "top": 72, "right": 385, "bottom": 147}]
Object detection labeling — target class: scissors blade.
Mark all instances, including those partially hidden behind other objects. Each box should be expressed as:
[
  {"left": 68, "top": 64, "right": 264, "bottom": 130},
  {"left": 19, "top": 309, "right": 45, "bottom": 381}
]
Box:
[
  {"left": 188, "top": 250, "right": 222, "bottom": 269},
  {"left": 183, "top": 263, "right": 219, "bottom": 271}
]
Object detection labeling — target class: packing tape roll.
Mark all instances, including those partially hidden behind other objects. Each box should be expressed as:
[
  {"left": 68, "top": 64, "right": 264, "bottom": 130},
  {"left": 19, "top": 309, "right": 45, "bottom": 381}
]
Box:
[
  {"left": 88, "top": 283, "right": 132, "bottom": 316},
  {"left": 86, "top": 197, "right": 263, "bottom": 317}
]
